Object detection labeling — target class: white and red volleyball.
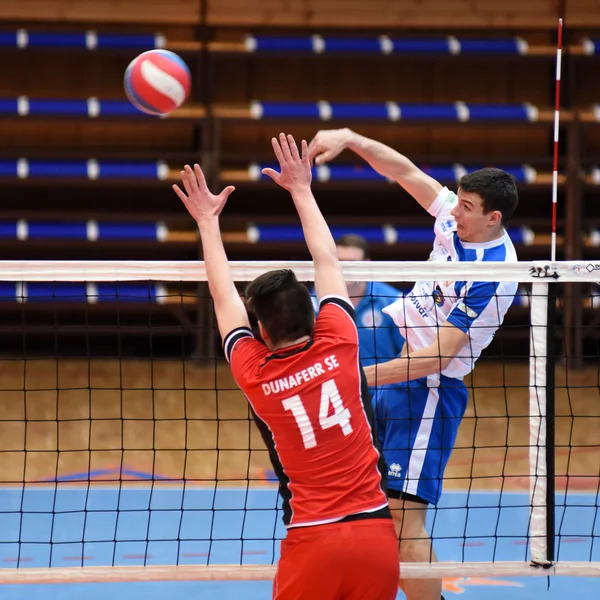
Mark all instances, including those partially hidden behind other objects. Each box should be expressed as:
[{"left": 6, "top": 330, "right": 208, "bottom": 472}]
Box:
[{"left": 124, "top": 49, "right": 191, "bottom": 116}]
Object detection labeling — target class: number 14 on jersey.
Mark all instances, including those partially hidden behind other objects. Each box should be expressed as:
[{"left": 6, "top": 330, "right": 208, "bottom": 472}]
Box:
[{"left": 282, "top": 379, "right": 353, "bottom": 449}]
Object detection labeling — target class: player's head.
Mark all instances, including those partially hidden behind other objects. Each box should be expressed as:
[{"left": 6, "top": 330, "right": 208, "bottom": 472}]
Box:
[
  {"left": 335, "top": 234, "right": 370, "bottom": 299},
  {"left": 453, "top": 168, "right": 518, "bottom": 242},
  {"left": 245, "top": 269, "right": 315, "bottom": 350},
  {"left": 335, "top": 234, "right": 370, "bottom": 261}
]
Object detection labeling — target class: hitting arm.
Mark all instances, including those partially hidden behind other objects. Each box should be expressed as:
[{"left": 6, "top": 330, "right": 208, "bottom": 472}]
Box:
[{"left": 308, "top": 128, "right": 443, "bottom": 211}]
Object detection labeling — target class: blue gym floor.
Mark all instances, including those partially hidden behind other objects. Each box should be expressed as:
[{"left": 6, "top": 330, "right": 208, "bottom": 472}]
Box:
[{"left": 0, "top": 485, "right": 598, "bottom": 599}]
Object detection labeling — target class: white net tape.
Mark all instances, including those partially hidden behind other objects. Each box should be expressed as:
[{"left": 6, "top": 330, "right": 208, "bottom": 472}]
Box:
[{"left": 0, "top": 259, "right": 596, "bottom": 282}]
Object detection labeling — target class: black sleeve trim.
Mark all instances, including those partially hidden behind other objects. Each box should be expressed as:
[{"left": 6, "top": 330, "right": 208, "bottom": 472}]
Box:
[
  {"left": 223, "top": 326, "right": 254, "bottom": 363},
  {"left": 319, "top": 295, "right": 356, "bottom": 322}
]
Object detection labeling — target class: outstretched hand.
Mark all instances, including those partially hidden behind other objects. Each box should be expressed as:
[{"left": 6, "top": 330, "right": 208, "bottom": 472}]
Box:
[
  {"left": 262, "top": 133, "right": 312, "bottom": 192},
  {"left": 173, "top": 164, "right": 235, "bottom": 223},
  {"left": 307, "top": 128, "right": 352, "bottom": 165}
]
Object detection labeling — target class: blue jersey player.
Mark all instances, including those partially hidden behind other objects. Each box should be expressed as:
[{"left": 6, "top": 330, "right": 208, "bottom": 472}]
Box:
[
  {"left": 308, "top": 128, "right": 519, "bottom": 600},
  {"left": 311, "top": 234, "right": 405, "bottom": 377}
]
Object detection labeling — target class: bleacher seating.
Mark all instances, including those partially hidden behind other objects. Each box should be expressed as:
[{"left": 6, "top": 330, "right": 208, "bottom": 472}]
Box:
[{"left": 0, "top": 0, "right": 599, "bottom": 357}]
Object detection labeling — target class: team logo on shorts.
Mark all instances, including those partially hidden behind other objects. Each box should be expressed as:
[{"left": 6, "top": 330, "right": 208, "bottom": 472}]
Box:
[{"left": 388, "top": 463, "right": 402, "bottom": 477}]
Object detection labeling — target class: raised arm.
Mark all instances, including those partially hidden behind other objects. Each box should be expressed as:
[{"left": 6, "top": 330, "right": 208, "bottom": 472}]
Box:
[
  {"left": 172, "top": 164, "right": 250, "bottom": 341},
  {"left": 308, "top": 128, "right": 443, "bottom": 211},
  {"left": 262, "top": 133, "right": 348, "bottom": 302}
]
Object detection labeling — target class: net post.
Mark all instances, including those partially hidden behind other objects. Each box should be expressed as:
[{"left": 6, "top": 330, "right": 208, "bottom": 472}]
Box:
[
  {"left": 528, "top": 282, "right": 550, "bottom": 566},
  {"left": 528, "top": 279, "right": 558, "bottom": 568},
  {"left": 545, "top": 282, "right": 557, "bottom": 564}
]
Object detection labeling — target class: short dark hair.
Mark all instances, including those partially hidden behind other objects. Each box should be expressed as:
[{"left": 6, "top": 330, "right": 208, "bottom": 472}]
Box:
[
  {"left": 458, "top": 168, "right": 518, "bottom": 226},
  {"left": 335, "top": 233, "right": 370, "bottom": 259},
  {"left": 245, "top": 269, "right": 314, "bottom": 346}
]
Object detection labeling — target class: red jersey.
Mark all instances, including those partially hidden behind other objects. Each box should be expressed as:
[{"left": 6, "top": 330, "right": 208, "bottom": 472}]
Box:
[{"left": 224, "top": 295, "right": 388, "bottom": 528}]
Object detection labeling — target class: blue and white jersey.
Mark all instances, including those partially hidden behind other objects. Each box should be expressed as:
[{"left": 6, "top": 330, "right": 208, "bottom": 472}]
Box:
[
  {"left": 383, "top": 187, "right": 518, "bottom": 379},
  {"left": 311, "top": 281, "right": 404, "bottom": 368}
]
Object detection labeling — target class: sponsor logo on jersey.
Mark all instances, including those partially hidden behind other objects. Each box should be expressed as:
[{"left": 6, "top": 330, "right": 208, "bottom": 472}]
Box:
[
  {"left": 408, "top": 292, "right": 429, "bottom": 318},
  {"left": 388, "top": 463, "right": 402, "bottom": 477},
  {"left": 432, "top": 285, "right": 445, "bottom": 306},
  {"left": 439, "top": 219, "right": 455, "bottom": 233}
]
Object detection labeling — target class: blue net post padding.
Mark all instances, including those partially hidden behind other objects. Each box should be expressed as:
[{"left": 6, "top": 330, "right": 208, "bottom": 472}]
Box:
[
  {"left": 458, "top": 39, "right": 522, "bottom": 54},
  {"left": 97, "top": 223, "right": 160, "bottom": 241},
  {"left": 467, "top": 104, "right": 531, "bottom": 121},
  {"left": 28, "top": 222, "right": 88, "bottom": 240},
  {"left": 391, "top": 39, "right": 450, "bottom": 53},
  {"left": 97, "top": 162, "right": 162, "bottom": 179},
  {"left": 398, "top": 104, "right": 459, "bottom": 120},
  {"left": 0, "top": 222, "right": 18, "bottom": 238},
  {"left": 329, "top": 103, "right": 390, "bottom": 120},
  {"left": 257, "top": 102, "right": 322, "bottom": 119}
]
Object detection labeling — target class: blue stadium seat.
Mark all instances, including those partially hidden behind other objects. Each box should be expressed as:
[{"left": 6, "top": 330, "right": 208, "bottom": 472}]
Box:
[
  {"left": 245, "top": 35, "right": 528, "bottom": 56},
  {"left": 581, "top": 38, "right": 599, "bottom": 55},
  {"left": 0, "top": 221, "right": 167, "bottom": 241},
  {"left": 0, "top": 30, "right": 163, "bottom": 50},
  {"left": 246, "top": 224, "right": 532, "bottom": 245},
  {"left": 0, "top": 282, "right": 167, "bottom": 303},
  {"left": 248, "top": 163, "right": 537, "bottom": 184},
  {"left": 0, "top": 97, "right": 148, "bottom": 117},
  {"left": 0, "top": 160, "right": 167, "bottom": 180},
  {"left": 251, "top": 101, "right": 537, "bottom": 122}
]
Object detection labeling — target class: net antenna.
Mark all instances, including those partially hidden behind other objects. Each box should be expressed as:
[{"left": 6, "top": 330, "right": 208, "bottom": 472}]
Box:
[
  {"left": 551, "top": 17, "right": 563, "bottom": 263},
  {"left": 529, "top": 17, "right": 564, "bottom": 571}
]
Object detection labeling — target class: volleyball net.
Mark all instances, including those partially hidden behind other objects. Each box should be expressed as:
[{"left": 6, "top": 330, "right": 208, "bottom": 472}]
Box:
[{"left": 0, "top": 259, "right": 598, "bottom": 583}]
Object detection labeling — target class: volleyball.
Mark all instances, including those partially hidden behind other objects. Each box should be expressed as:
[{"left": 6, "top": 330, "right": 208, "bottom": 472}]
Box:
[{"left": 124, "top": 49, "right": 191, "bottom": 116}]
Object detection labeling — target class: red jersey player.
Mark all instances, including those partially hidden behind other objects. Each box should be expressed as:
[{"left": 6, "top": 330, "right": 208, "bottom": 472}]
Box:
[{"left": 173, "top": 133, "right": 399, "bottom": 600}]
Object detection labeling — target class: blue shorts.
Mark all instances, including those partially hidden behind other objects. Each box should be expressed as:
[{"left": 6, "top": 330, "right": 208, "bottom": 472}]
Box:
[{"left": 372, "top": 374, "right": 468, "bottom": 505}]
